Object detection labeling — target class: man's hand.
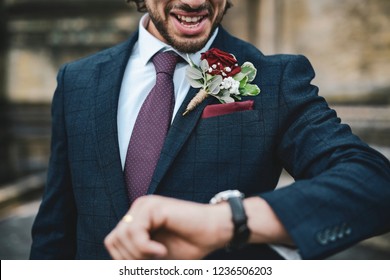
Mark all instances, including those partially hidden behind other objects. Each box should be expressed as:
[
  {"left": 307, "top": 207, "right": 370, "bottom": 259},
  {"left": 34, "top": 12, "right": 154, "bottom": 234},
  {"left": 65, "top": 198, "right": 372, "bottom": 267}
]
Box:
[
  {"left": 104, "top": 195, "right": 292, "bottom": 259},
  {"left": 104, "top": 195, "right": 233, "bottom": 259}
]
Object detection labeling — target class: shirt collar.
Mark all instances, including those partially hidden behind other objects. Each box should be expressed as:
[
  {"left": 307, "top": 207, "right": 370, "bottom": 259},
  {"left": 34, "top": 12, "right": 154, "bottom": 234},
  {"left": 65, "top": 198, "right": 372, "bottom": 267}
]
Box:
[{"left": 138, "top": 14, "right": 219, "bottom": 66}]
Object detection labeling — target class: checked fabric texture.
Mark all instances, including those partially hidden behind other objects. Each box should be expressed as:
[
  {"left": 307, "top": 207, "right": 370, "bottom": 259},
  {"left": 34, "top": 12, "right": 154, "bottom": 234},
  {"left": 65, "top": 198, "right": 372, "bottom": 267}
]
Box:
[{"left": 124, "top": 51, "right": 180, "bottom": 203}]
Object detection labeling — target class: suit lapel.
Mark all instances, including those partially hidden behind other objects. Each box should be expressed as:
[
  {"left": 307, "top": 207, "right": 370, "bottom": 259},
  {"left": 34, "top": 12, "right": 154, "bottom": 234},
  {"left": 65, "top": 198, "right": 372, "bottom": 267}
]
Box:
[
  {"left": 94, "top": 34, "right": 138, "bottom": 219},
  {"left": 147, "top": 86, "right": 214, "bottom": 194},
  {"left": 147, "top": 27, "right": 234, "bottom": 194}
]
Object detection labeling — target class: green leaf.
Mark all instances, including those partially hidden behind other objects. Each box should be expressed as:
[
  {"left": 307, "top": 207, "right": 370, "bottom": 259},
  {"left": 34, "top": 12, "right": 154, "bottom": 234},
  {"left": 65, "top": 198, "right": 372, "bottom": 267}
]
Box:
[
  {"left": 241, "top": 62, "right": 257, "bottom": 82},
  {"left": 205, "top": 73, "right": 216, "bottom": 82},
  {"left": 219, "top": 94, "right": 235, "bottom": 103},
  {"left": 208, "top": 75, "right": 223, "bottom": 94},
  {"left": 200, "top": 59, "right": 210, "bottom": 72},
  {"left": 233, "top": 72, "right": 246, "bottom": 82},
  {"left": 187, "top": 78, "right": 203, "bottom": 88},
  {"left": 241, "top": 84, "right": 261, "bottom": 96},
  {"left": 186, "top": 54, "right": 196, "bottom": 68},
  {"left": 186, "top": 66, "right": 204, "bottom": 80},
  {"left": 239, "top": 76, "right": 248, "bottom": 88},
  {"left": 215, "top": 96, "right": 226, "bottom": 104}
]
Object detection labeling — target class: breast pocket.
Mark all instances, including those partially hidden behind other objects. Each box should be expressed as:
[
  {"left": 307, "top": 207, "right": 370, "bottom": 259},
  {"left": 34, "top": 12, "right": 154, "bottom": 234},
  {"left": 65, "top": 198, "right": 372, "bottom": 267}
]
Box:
[
  {"left": 187, "top": 110, "right": 266, "bottom": 192},
  {"left": 195, "top": 109, "right": 264, "bottom": 159}
]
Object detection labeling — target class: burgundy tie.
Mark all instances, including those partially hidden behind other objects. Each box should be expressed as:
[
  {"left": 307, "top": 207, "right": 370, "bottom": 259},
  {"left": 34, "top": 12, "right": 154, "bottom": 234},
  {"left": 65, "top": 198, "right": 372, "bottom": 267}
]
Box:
[{"left": 124, "top": 51, "right": 180, "bottom": 203}]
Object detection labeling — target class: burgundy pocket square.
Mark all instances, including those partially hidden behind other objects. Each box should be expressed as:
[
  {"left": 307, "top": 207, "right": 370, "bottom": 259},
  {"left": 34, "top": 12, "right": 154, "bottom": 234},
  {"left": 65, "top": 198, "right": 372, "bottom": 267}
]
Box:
[{"left": 201, "top": 100, "right": 254, "bottom": 119}]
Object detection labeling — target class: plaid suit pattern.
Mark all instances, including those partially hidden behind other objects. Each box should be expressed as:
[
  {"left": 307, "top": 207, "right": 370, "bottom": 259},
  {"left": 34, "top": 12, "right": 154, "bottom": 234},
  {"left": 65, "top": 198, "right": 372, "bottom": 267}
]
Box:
[{"left": 30, "top": 28, "right": 390, "bottom": 260}]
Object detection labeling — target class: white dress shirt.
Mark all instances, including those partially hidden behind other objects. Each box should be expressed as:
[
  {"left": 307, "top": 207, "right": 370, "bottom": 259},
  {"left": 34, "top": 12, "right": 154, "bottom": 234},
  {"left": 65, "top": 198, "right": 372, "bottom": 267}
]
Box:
[{"left": 117, "top": 14, "right": 218, "bottom": 168}]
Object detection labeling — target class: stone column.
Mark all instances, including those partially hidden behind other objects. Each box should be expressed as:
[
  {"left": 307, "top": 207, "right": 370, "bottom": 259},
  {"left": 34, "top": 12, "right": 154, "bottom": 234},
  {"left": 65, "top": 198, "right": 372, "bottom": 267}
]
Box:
[
  {"left": 246, "top": 0, "right": 261, "bottom": 45},
  {"left": 256, "top": 0, "right": 282, "bottom": 54}
]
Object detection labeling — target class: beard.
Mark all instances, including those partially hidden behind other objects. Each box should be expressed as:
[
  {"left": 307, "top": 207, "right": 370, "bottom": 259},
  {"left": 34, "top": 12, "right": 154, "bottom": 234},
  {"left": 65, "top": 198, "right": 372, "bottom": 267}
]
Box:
[{"left": 145, "top": 2, "right": 225, "bottom": 53}]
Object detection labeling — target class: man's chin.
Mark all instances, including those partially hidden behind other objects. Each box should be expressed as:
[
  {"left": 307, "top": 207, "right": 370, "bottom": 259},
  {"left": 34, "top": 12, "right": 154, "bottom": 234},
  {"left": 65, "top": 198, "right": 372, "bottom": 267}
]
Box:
[{"left": 169, "top": 37, "right": 210, "bottom": 53}]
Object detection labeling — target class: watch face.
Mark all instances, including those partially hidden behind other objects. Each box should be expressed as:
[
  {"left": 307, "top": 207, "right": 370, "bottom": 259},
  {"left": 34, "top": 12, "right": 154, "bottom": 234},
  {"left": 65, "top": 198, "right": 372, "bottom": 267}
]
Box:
[{"left": 210, "top": 190, "right": 244, "bottom": 204}]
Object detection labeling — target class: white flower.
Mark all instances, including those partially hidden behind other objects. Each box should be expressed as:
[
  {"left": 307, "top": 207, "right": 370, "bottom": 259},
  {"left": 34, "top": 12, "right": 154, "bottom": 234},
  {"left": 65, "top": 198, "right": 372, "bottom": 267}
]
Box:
[
  {"left": 229, "top": 82, "right": 240, "bottom": 95},
  {"left": 220, "top": 77, "right": 240, "bottom": 95}
]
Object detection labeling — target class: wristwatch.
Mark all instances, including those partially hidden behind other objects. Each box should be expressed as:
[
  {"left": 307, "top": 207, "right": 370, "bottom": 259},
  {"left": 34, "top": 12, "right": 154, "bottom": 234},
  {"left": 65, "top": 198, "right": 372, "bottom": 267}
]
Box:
[{"left": 210, "top": 190, "right": 250, "bottom": 250}]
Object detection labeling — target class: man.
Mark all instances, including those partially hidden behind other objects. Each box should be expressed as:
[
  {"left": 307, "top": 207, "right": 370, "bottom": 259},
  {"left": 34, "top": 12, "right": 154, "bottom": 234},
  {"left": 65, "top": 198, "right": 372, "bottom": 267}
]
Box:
[{"left": 30, "top": 0, "right": 390, "bottom": 260}]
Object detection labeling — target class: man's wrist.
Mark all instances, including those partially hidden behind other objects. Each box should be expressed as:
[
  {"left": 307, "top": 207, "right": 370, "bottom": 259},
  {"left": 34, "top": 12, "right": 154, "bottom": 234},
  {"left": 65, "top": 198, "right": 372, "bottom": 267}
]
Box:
[
  {"left": 208, "top": 203, "right": 234, "bottom": 249},
  {"left": 243, "top": 196, "right": 294, "bottom": 246}
]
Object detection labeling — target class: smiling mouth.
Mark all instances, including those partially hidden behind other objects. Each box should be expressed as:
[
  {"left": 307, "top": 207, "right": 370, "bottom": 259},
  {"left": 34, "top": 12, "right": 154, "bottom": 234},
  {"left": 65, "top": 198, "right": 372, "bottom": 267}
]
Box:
[{"left": 175, "top": 14, "right": 206, "bottom": 28}]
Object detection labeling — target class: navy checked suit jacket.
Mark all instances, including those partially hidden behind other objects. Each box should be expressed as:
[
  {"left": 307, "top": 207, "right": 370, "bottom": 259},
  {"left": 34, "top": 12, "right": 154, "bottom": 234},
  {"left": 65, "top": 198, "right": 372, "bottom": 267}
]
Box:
[{"left": 30, "top": 27, "right": 390, "bottom": 259}]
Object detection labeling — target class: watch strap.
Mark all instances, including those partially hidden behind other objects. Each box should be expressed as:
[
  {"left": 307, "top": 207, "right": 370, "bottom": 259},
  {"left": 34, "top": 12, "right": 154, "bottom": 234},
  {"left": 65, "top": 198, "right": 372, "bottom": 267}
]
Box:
[{"left": 227, "top": 196, "right": 250, "bottom": 250}]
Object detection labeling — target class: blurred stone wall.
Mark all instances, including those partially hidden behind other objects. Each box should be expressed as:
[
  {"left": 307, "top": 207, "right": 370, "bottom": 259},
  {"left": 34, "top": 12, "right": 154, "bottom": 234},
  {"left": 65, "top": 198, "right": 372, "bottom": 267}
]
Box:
[
  {"left": 5, "top": 0, "right": 140, "bottom": 103},
  {"left": 1, "top": 0, "right": 141, "bottom": 182},
  {"left": 225, "top": 0, "right": 390, "bottom": 104}
]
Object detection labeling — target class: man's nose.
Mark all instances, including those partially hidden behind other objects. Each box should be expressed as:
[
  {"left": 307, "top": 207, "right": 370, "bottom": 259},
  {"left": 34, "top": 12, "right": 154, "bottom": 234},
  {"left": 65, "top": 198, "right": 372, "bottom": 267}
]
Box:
[{"left": 180, "top": 0, "right": 207, "bottom": 9}]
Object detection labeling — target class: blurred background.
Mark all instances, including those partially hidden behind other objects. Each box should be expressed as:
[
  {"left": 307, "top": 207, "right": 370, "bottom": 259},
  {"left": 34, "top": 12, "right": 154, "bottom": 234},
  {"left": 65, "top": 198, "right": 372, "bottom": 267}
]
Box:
[{"left": 0, "top": 0, "right": 389, "bottom": 259}]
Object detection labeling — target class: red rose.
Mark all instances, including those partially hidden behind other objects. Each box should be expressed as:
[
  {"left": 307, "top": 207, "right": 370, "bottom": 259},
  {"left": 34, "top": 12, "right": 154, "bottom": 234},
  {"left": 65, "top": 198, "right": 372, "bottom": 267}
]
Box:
[{"left": 201, "top": 48, "right": 241, "bottom": 77}]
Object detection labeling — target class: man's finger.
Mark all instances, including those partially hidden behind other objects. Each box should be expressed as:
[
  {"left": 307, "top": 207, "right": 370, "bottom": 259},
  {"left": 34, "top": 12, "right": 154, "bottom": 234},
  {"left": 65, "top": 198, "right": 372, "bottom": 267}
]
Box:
[{"left": 104, "top": 235, "right": 126, "bottom": 260}]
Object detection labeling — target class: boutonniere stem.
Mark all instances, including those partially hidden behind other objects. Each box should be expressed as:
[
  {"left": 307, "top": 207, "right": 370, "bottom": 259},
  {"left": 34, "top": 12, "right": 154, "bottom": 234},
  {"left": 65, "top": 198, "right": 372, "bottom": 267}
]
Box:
[
  {"left": 183, "top": 89, "right": 208, "bottom": 116},
  {"left": 183, "top": 48, "right": 261, "bottom": 116}
]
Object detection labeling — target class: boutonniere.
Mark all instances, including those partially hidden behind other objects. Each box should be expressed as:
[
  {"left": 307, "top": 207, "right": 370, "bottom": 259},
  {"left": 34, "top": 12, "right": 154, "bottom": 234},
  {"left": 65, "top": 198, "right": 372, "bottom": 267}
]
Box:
[{"left": 183, "top": 48, "right": 261, "bottom": 116}]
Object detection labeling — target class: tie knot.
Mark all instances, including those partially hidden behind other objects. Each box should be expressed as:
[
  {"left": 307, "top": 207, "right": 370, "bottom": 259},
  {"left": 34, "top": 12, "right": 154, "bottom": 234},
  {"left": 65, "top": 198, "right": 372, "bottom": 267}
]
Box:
[{"left": 152, "top": 51, "right": 180, "bottom": 76}]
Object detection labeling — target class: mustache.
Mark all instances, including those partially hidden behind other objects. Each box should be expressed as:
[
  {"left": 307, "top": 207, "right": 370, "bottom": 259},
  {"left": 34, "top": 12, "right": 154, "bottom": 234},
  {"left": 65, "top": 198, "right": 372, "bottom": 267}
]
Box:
[{"left": 166, "top": 3, "right": 213, "bottom": 14}]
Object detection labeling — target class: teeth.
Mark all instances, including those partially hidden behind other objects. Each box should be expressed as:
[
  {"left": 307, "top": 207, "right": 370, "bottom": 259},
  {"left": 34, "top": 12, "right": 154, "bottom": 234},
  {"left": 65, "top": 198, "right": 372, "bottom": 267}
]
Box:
[{"left": 177, "top": 15, "right": 203, "bottom": 23}]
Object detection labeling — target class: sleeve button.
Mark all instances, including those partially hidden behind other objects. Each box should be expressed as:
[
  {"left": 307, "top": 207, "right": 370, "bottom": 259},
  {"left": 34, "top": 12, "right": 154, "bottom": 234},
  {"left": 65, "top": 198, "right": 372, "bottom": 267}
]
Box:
[{"left": 316, "top": 231, "right": 328, "bottom": 245}]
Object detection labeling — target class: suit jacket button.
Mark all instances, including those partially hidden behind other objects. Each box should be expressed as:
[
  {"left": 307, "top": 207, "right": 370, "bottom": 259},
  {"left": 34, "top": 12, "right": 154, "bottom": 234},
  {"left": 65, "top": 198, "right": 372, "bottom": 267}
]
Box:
[
  {"left": 340, "top": 223, "right": 352, "bottom": 237},
  {"left": 316, "top": 231, "right": 328, "bottom": 245},
  {"left": 337, "top": 230, "right": 344, "bottom": 239},
  {"left": 329, "top": 227, "right": 338, "bottom": 242}
]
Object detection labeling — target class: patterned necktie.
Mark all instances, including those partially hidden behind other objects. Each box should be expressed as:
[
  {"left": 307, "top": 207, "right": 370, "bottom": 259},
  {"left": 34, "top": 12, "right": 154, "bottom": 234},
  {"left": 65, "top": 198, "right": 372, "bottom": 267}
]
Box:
[{"left": 124, "top": 51, "right": 180, "bottom": 203}]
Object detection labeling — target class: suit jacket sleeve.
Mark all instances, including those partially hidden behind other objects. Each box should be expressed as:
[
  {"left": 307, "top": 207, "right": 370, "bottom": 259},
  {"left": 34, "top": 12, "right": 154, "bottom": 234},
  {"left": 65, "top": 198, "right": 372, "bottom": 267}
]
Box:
[
  {"left": 30, "top": 64, "right": 77, "bottom": 259},
  {"left": 260, "top": 55, "right": 390, "bottom": 259}
]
